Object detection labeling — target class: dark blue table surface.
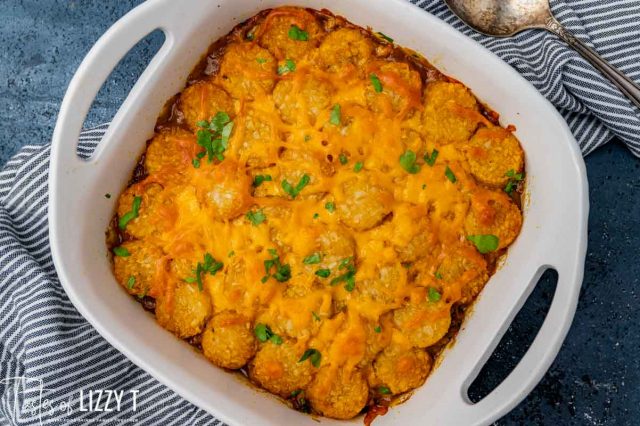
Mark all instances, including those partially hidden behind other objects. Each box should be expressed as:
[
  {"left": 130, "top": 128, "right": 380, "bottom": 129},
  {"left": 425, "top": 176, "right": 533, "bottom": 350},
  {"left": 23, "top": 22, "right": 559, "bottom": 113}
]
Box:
[{"left": 1, "top": 1, "right": 639, "bottom": 425}]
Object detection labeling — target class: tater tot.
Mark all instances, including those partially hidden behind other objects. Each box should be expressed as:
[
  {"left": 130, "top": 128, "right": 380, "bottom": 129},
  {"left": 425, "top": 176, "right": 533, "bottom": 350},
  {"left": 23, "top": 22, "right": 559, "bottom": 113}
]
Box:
[
  {"left": 113, "top": 240, "right": 164, "bottom": 298},
  {"left": 465, "top": 188, "right": 523, "bottom": 250},
  {"left": 318, "top": 28, "right": 373, "bottom": 75},
  {"left": 155, "top": 281, "right": 212, "bottom": 338},
  {"left": 422, "top": 81, "right": 480, "bottom": 145},
  {"left": 179, "top": 81, "right": 234, "bottom": 131},
  {"left": 195, "top": 160, "right": 252, "bottom": 221},
  {"left": 436, "top": 243, "right": 489, "bottom": 304},
  {"left": 219, "top": 42, "right": 276, "bottom": 99},
  {"left": 337, "top": 174, "right": 393, "bottom": 231},
  {"left": 372, "top": 344, "right": 432, "bottom": 394},
  {"left": 249, "top": 341, "right": 314, "bottom": 397},
  {"left": 393, "top": 300, "right": 451, "bottom": 348},
  {"left": 272, "top": 77, "right": 333, "bottom": 125},
  {"left": 116, "top": 182, "right": 176, "bottom": 239},
  {"left": 366, "top": 60, "right": 422, "bottom": 115},
  {"left": 234, "top": 108, "right": 280, "bottom": 168},
  {"left": 258, "top": 7, "right": 322, "bottom": 60},
  {"left": 144, "top": 128, "right": 200, "bottom": 180},
  {"left": 464, "top": 125, "right": 524, "bottom": 187},
  {"left": 307, "top": 367, "right": 369, "bottom": 419},
  {"left": 201, "top": 311, "right": 256, "bottom": 369}
]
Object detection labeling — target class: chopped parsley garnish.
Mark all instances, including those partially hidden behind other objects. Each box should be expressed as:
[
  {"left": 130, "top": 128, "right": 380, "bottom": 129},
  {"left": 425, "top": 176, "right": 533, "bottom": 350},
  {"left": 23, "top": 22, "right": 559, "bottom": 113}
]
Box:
[
  {"left": 428, "top": 287, "right": 442, "bottom": 302},
  {"left": 246, "top": 29, "right": 256, "bottom": 41},
  {"left": 281, "top": 174, "right": 310, "bottom": 199},
  {"left": 304, "top": 134, "right": 312, "bottom": 142},
  {"left": 377, "top": 31, "right": 394, "bottom": 43},
  {"left": 374, "top": 325, "right": 382, "bottom": 333},
  {"left": 253, "top": 174, "right": 272, "bottom": 187},
  {"left": 113, "top": 246, "right": 130, "bottom": 257},
  {"left": 192, "top": 158, "right": 201, "bottom": 168},
  {"left": 312, "top": 311, "right": 321, "bottom": 321},
  {"left": 353, "top": 161, "right": 364, "bottom": 172},
  {"left": 303, "top": 252, "right": 322, "bottom": 265},
  {"left": 339, "top": 153, "right": 348, "bottom": 165},
  {"left": 315, "top": 268, "right": 331, "bottom": 278},
  {"left": 261, "top": 248, "right": 291, "bottom": 283},
  {"left": 126, "top": 276, "right": 136, "bottom": 290},
  {"left": 254, "top": 323, "right": 283, "bottom": 345},
  {"left": 185, "top": 253, "right": 224, "bottom": 291},
  {"left": 444, "top": 165, "right": 457, "bottom": 183},
  {"left": 246, "top": 209, "right": 266, "bottom": 226},
  {"left": 118, "top": 196, "right": 142, "bottom": 230},
  {"left": 378, "top": 386, "right": 391, "bottom": 395},
  {"left": 434, "top": 270, "right": 443, "bottom": 280},
  {"left": 399, "top": 150, "right": 420, "bottom": 174},
  {"left": 330, "top": 257, "right": 356, "bottom": 292},
  {"left": 288, "top": 25, "right": 309, "bottom": 41},
  {"left": 370, "top": 73, "right": 383, "bottom": 93},
  {"left": 467, "top": 234, "right": 500, "bottom": 254},
  {"left": 324, "top": 201, "right": 336, "bottom": 213},
  {"left": 298, "top": 348, "right": 322, "bottom": 367},
  {"left": 196, "top": 111, "right": 234, "bottom": 163},
  {"left": 422, "top": 184, "right": 427, "bottom": 190},
  {"left": 228, "top": 250, "right": 235, "bottom": 257},
  {"left": 424, "top": 149, "right": 439, "bottom": 166},
  {"left": 313, "top": 213, "right": 319, "bottom": 219},
  {"left": 277, "top": 58, "right": 296, "bottom": 75},
  {"left": 504, "top": 169, "right": 524, "bottom": 194},
  {"left": 329, "top": 104, "right": 341, "bottom": 126}
]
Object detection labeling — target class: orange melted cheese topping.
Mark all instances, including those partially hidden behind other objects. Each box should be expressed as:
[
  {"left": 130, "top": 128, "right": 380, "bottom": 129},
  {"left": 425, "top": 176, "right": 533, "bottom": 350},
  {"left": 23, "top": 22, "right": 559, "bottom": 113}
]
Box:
[{"left": 111, "top": 6, "right": 524, "bottom": 421}]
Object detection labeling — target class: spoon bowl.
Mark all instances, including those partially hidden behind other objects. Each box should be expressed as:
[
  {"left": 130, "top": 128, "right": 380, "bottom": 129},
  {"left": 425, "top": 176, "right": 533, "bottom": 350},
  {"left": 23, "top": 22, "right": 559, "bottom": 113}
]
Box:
[{"left": 444, "top": 0, "right": 640, "bottom": 109}]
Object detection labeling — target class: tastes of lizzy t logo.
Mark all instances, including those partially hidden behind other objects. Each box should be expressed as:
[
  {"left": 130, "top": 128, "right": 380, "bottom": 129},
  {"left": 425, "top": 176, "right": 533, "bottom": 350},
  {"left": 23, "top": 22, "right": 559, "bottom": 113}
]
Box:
[{"left": 0, "top": 376, "right": 140, "bottom": 424}]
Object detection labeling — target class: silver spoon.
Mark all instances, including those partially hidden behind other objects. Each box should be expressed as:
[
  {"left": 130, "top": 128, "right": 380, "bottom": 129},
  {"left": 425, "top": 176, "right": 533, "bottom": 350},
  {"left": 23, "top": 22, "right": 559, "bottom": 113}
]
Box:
[{"left": 444, "top": 0, "right": 640, "bottom": 110}]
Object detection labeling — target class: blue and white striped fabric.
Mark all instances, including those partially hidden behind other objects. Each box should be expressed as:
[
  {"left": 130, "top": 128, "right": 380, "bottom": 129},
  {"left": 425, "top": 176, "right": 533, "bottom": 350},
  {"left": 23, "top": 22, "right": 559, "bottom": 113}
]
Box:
[
  {"left": 412, "top": 0, "right": 640, "bottom": 156},
  {"left": 1, "top": 1, "right": 640, "bottom": 425}
]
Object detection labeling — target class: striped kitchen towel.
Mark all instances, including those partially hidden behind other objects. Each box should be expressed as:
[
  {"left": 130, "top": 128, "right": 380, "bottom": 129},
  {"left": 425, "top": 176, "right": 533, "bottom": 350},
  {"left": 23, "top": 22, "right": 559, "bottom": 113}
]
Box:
[
  {"left": 1, "top": 1, "right": 640, "bottom": 425},
  {"left": 413, "top": 0, "right": 640, "bottom": 157}
]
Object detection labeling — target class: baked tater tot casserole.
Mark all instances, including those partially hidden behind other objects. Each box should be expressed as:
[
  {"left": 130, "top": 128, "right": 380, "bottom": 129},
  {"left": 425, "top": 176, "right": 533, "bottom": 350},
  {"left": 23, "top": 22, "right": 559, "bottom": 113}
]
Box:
[{"left": 107, "top": 6, "right": 525, "bottom": 422}]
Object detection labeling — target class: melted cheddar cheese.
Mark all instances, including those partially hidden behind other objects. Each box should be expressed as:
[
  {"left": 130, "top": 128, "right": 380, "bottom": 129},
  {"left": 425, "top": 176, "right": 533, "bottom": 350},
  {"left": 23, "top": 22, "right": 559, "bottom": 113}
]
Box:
[{"left": 110, "top": 6, "right": 525, "bottom": 422}]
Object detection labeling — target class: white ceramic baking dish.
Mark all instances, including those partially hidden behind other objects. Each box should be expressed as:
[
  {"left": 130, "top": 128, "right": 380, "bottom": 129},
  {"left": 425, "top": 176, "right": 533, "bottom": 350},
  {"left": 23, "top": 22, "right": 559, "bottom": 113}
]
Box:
[{"left": 48, "top": 0, "right": 589, "bottom": 424}]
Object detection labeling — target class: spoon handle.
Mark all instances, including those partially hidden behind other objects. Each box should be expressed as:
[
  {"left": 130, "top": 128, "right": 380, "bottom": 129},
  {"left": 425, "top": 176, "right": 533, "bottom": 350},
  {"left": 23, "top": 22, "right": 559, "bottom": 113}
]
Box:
[{"left": 545, "top": 17, "right": 640, "bottom": 110}]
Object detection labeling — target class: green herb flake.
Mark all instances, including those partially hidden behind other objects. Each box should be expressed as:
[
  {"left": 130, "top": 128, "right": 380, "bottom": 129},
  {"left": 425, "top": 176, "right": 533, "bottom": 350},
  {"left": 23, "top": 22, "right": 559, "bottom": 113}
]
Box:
[
  {"left": 377, "top": 31, "right": 394, "bottom": 43},
  {"left": 303, "top": 252, "right": 323, "bottom": 265},
  {"left": 126, "top": 276, "right": 136, "bottom": 289},
  {"left": 298, "top": 348, "right": 322, "bottom": 367},
  {"left": 256, "top": 57, "right": 268, "bottom": 64},
  {"left": 424, "top": 149, "right": 439, "bottom": 166},
  {"left": 324, "top": 202, "right": 336, "bottom": 213},
  {"left": 339, "top": 153, "right": 348, "bottom": 165},
  {"left": 185, "top": 253, "right": 224, "bottom": 291},
  {"left": 278, "top": 58, "right": 296, "bottom": 75},
  {"left": 113, "top": 246, "right": 130, "bottom": 257},
  {"left": 315, "top": 268, "right": 331, "bottom": 278},
  {"left": 445, "top": 165, "right": 457, "bottom": 183},
  {"left": 304, "top": 134, "right": 312, "bottom": 142},
  {"left": 312, "top": 311, "right": 321, "bottom": 321},
  {"left": 228, "top": 250, "right": 235, "bottom": 257},
  {"left": 399, "top": 150, "right": 420, "bottom": 174},
  {"left": 313, "top": 213, "right": 319, "bottom": 219},
  {"left": 467, "top": 234, "right": 500, "bottom": 254},
  {"left": 329, "top": 104, "right": 341, "bottom": 126},
  {"left": 254, "top": 323, "right": 283, "bottom": 345},
  {"left": 434, "top": 270, "right": 443, "bottom": 280},
  {"left": 422, "top": 184, "right": 427, "bottom": 190},
  {"left": 253, "top": 174, "right": 272, "bottom": 187},
  {"left": 196, "top": 111, "right": 234, "bottom": 163},
  {"left": 504, "top": 169, "right": 524, "bottom": 194},
  {"left": 281, "top": 174, "right": 311, "bottom": 199},
  {"left": 288, "top": 24, "right": 309, "bottom": 41},
  {"left": 353, "top": 161, "right": 364, "bottom": 173},
  {"left": 374, "top": 325, "right": 382, "bottom": 333},
  {"left": 192, "top": 158, "right": 200, "bottom": 168},
  {"left": 262, "top": 249, "right": 292, "bottom": 283},
  {"left": 378, "top": 386, "right": 391, "bottom": 395},
  {"left": 370, "top": 73, "right": 383, "bottom": 93},
  {"left": 330, "top": 257, "right": 356, "bottom": 292},
  {"left": 428, "top": 287, "right": 442, "bottom": 302},
  {"left": 246, "top": 209, "right": 266, "bottom": 226},
  {"left": 118, "top": 196, "right": 142, "bottom": 230}
]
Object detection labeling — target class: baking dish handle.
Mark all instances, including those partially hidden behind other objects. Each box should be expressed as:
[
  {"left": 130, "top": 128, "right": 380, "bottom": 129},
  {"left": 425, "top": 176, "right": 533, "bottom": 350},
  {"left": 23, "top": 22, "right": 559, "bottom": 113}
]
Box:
[
  {"left": 451, "top": 260, "right": 584, "bottom": 425},
  {"left": 50, "top": 0, "right": 181, "bottom": 168}
]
